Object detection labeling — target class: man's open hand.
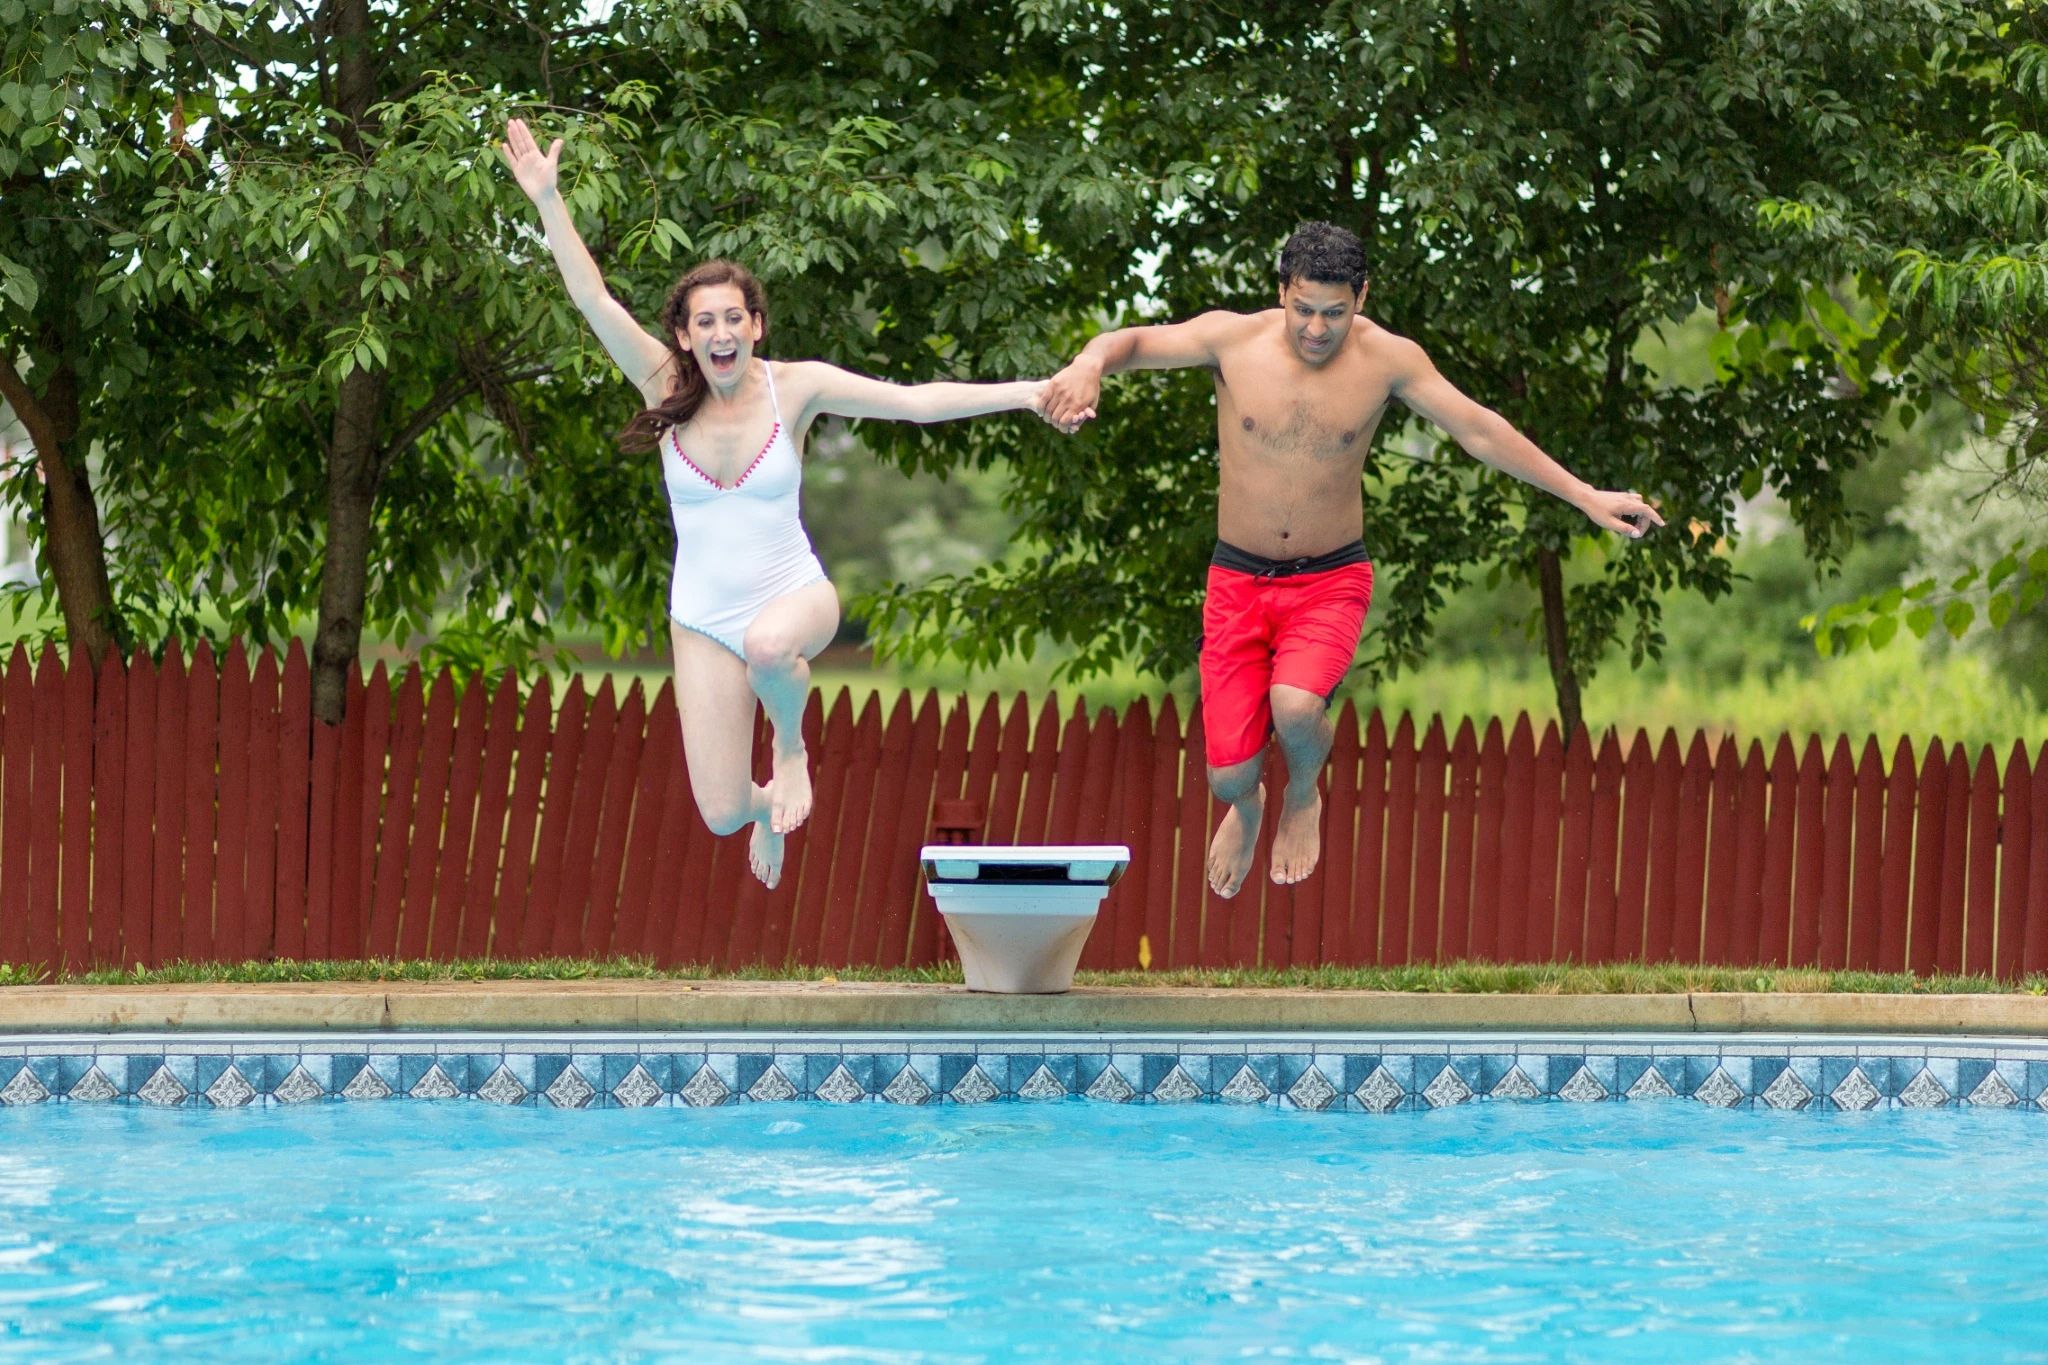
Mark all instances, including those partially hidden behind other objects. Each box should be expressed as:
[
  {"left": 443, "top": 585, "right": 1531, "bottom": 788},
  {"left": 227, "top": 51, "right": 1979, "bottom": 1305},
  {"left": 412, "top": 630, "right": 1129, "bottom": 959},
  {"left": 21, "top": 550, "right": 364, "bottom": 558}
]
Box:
[{"left": 1578, "top": 489, "right": 1666, "bottom": 539}]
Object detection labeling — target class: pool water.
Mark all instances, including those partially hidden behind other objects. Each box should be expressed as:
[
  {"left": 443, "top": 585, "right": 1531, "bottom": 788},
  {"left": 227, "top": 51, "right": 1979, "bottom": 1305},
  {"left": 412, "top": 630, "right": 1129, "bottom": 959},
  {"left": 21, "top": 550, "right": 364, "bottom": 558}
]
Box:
[{"left": 1, "top": 1101, "right": 2043, "bottom": 1360}]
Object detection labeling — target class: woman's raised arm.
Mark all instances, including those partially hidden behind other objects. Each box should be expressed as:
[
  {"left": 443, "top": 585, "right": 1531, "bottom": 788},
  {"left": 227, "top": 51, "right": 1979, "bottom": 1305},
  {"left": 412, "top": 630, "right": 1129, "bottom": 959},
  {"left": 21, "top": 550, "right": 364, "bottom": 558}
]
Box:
[{"left": 499, "top": 119, "right": 675, "bottom": 406}]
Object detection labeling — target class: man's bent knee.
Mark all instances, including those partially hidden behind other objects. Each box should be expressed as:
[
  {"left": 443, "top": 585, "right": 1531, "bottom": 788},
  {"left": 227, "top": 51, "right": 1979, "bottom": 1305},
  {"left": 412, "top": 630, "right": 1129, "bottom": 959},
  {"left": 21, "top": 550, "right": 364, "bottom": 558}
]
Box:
[
  {"left": 1269, "top": 684, "right": 1328, "bottom": 734},
  {"left": 1207, "top": 756, "right": 1264, "bottom": 803}
]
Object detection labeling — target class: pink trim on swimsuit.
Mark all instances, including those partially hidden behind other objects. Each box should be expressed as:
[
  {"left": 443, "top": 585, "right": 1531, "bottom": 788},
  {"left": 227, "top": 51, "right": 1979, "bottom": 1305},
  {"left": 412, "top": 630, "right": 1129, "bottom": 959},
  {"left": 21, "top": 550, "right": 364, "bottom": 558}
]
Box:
[{"left": 666, "top": 421, "right": 780, "bottom": 492}]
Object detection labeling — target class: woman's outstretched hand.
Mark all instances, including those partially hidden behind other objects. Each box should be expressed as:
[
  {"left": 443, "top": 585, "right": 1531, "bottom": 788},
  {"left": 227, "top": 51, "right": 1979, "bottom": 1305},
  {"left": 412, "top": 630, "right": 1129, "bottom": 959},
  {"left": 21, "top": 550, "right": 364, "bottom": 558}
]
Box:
[{"left": 499, "top": 118, "right": 562, "bottom": 205}]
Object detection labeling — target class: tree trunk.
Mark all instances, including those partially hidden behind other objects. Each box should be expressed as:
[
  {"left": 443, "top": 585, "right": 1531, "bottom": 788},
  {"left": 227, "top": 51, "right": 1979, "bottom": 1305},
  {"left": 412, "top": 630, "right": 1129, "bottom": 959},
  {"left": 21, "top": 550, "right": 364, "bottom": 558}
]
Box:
[
  {"left": 0, "top": 354, "right": 124, "bottom": 667},
  {"left": 307, "top": 0, "right": 385, "bottom": 726},
  {"left": 311, "top": 362, "right": 386, "bottom": 725},
  {"left": 1535, "top": 544, "right": 1582, "bottom": 741}
]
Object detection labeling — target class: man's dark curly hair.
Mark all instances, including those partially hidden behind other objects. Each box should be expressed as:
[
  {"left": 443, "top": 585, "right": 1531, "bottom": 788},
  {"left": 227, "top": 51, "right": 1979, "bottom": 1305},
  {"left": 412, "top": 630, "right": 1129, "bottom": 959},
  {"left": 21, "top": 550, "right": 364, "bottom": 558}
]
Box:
[{"left": 1277, "top": 221, "right": 1368, "bottom": 294}]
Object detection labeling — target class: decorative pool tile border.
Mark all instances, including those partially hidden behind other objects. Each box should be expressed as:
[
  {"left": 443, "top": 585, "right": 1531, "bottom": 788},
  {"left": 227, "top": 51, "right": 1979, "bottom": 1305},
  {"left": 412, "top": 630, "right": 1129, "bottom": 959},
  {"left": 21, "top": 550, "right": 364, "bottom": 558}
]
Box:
[{"left": 2, "top": 1033, "right": 2046, "bottom": 1113}]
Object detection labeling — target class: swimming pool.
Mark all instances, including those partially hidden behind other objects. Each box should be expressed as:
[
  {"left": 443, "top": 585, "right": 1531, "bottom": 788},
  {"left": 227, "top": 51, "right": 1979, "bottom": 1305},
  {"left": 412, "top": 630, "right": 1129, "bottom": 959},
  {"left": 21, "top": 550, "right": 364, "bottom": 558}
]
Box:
[{"left": 2, "top": 1098, "right": 2044, "bottom": 1358}]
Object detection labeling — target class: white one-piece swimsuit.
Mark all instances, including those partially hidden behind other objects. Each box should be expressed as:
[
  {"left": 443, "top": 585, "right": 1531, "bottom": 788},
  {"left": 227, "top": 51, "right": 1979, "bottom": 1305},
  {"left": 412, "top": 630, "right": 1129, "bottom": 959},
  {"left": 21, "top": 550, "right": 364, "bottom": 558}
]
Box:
[{"left": 662, "top": 363, "right": 827, "bottom": 660}]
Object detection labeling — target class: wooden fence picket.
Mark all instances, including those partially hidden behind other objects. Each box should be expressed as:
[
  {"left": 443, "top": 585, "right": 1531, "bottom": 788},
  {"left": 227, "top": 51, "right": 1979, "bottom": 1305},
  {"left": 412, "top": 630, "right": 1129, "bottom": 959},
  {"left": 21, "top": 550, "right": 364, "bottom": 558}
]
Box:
[
  {"left": 547, "top": 677, "right": 618, "bottom": 959},
  {"left": 1140, "top": 695, "right": 1183, "bottom": 972},
  {"left": 1934, "top": 746, "right": 1972, "bottom": 974},
  {"left": 1848, "top": 738, "right": 1886, "bottom": 972},
  {"left": 1699, "top": 737, "right": 1741, "bottom": 967},
  {"left": 1757, "top": 737, "right": 1799, "bottom": 967},
  {"left": 491, "top": 677, "right": 554, "bottom": 959},
  {"left": 1380, "top": 715, "right": 1418, "bottom": 968},
  {"left": 1613, "top": 732, "right": 1662, "bottom": 965},
  {"left": 428, "top": 676, "right": 490, "bottom": 962},
  {"left": 365, "top": 668, "right": 427, "bottom": 959},
  {"left": 2005, "top": 741, "right": 2037, "bottom": 978},
  {"left": 1965, "top": 746, "right": 2000, "bottom": 977},
  {"left": 1878, "top": 737, "right": 1918, "bottom": 973},
  {"left": 149, "top": 644, "right": 187, "bottom": 965},
  {"left": 1552, "top": 727, "right": 1595, "bottom": 965},
  {"left": 1170, "top": 701, "right": 1210, "bottom": 969},
  {"left": 1580, "top": 732, "right": 1623, "bottom": 963},
  {"left": 1642, "top": 731, "right": 1684, "bottom": 964},
  {"left": 119, "top": 649, "right": 156, "bottom": 966},
  {"left": 612, "top": 680, "right": 678, "bottom": 962},
  {"left": 1724, "top": 743, "right": 1768, "bottom": 968},
  {"left": 1524, "top": 723, "right": 1565, "bottom": 964},
  {"left": 89, "top": 651, "right": 128, "bottom": 967},
  {"left": 60, "top": 639, "right": 96, "bottom": 970},
  {"left": 26, "top": 645, "right": 63, "bottom": 968},
  {"left": 394, "top": 671, "right": 457, "bottom": 960},
  {"left": 0, "top": 647, "right": 25, "bottom": 965},
  {"left": 1100, "top": 698, "right": 1153, "bottom": 972},
  {"left": 1816, "top": 738, "right": 1855, "bottom": 969},
  {"left": 1468, "top": 720, "right": 1506, "bottom": 963},
  {"left": 870, "top": 691, "right": 943, "bottom": 967},
  {"left": 1436, "top": 720, "right": 1479, "bottom": 963},
  {"left": 2028, "top": 746, "right": 2048, "bottom": 977},
  {"left": 1495, "top": 717, "right": 1537, "bottom": 964},
  {"left": 212, "top": 641, "right": 251, "bottom": 968},
  {"left": 242, "top": 650, "right": 281, "bottom": 963}
]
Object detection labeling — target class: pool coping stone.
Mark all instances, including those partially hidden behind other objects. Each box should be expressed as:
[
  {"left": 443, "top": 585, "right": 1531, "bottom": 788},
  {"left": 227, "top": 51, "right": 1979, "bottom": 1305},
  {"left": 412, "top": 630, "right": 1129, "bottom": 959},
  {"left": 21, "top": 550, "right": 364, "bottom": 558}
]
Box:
[{"left": 0, "top": 981, "right": 2041, "bottom": 1036}]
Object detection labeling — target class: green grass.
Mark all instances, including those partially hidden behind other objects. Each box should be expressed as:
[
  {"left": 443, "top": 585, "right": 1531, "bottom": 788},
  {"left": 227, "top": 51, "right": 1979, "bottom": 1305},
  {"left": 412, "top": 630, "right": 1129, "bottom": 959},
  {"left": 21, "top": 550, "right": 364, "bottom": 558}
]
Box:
[{"left": 4, "top": 957, "right": 2041, "bottom": 994}]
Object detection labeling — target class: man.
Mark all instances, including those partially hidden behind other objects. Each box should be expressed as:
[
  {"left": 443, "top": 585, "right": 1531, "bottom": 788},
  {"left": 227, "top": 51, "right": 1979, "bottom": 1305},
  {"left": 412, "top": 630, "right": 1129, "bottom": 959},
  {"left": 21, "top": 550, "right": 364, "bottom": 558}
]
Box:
[{"left": 1041, "top": 221, "right": 1662, "bottom": 898}]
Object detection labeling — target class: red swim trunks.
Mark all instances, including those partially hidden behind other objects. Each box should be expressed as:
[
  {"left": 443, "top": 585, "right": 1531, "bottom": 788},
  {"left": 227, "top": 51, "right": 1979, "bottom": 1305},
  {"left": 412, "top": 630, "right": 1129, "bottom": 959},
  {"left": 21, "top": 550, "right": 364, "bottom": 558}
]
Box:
[{"left": 1199, "top": 540, "right": 1374, "bottom": 768}]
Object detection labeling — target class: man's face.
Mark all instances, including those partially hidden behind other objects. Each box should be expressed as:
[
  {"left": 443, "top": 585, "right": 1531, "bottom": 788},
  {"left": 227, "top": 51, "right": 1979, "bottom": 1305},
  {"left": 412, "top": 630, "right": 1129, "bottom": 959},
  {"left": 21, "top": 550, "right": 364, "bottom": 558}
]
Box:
[{"left": 1279, "top": 278, "right": 1363, "bottom": 364}]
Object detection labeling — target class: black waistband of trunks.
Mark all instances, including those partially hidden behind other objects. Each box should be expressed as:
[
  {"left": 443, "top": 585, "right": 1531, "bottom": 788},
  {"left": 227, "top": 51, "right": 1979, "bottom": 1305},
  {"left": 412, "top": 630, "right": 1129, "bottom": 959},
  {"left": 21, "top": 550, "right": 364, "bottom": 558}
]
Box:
[{"left": 1210, "top": 538, "right": 1370, "bottom": 578}]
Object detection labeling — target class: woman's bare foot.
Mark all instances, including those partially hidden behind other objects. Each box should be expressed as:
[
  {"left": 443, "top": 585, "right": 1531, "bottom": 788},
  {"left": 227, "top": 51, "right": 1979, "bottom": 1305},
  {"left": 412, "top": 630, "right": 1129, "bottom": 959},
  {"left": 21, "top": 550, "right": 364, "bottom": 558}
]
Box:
[
  {"left": 1270, "top": 791, "right": 1323, "bottom": 885},
  {"left": 770, "top": 744, "right": 813, "bottom": 834},
  {"left": 1206, "top": 785, "right": 1265, "bottom": 898},
  {"left": 749, "top": 819, "right": 785, "bottom": 889}
]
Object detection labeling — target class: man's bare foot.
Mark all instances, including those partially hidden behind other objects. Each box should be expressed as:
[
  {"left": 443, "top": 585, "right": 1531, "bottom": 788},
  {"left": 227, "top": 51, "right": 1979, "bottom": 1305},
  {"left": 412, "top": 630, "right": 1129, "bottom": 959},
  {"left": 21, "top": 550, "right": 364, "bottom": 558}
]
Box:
[
  {"left": 748, "top": 819, "right": 785, "bottom": 890},
  {"left": 770, "top": 744, "right": 813, "bottom": 834},
  {"left": 1206, "top": 785, "right": 1264, "bottom": 898},
  {"left": 1270, "top": 792, "right": 1323, "bottom": 885}
]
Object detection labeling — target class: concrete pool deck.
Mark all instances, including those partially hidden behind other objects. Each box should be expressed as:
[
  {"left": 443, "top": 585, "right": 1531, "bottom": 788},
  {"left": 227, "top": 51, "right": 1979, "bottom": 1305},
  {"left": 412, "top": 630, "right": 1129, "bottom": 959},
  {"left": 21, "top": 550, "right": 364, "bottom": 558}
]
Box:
[{"left": 0, "top": 981, "right": 2043, "bottom": 1035}]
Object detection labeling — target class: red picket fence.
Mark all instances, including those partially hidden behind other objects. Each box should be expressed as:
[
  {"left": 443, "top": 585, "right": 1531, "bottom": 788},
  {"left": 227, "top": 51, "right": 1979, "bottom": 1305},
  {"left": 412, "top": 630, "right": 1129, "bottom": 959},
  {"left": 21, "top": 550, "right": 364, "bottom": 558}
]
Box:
[{"left": 1, "top": 638, "right": 2044, "bottom": 976}]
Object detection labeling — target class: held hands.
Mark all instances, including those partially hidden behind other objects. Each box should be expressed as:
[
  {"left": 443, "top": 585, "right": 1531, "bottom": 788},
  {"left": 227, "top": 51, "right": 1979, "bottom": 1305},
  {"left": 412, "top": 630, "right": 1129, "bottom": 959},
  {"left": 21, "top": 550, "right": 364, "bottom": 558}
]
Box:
[
  {"left": 1030, "top": 374, "right": 1095, "bottom": 435},
  {"left": 1578, "top": 488, "right": 1666, "bottom": 539},
  {"left": 498, "top": 118, "right": 562, "bottom": 205},
  {"left": 1037, "top": 357, "right": 1102, "bottom": 434}
]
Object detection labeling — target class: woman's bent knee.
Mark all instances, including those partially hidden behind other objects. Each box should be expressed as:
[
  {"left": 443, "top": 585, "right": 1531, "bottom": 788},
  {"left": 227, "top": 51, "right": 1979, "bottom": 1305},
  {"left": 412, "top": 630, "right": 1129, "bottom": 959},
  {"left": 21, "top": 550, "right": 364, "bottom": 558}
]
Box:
[
  {"left": 742, "top": 628, "right": 803, "bottom": 674},
  {"left": 698, "top": 796, "right": 753, "bottom": 837}
]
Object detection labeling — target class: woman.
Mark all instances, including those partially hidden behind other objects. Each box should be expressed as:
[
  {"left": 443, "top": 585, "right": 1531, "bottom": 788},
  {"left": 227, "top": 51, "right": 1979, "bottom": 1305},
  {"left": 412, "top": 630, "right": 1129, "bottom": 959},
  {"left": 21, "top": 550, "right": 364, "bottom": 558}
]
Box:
[{"left": 500, "top": 119, "right": 1071, "bottom": 889}]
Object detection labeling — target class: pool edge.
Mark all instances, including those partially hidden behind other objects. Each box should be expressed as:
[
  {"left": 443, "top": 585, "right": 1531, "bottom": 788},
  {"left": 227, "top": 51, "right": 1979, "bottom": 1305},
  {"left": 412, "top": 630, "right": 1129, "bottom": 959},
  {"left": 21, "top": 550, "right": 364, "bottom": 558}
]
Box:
[{"left": 0, "top": 982, "right": 2040, "bottom": 1036}]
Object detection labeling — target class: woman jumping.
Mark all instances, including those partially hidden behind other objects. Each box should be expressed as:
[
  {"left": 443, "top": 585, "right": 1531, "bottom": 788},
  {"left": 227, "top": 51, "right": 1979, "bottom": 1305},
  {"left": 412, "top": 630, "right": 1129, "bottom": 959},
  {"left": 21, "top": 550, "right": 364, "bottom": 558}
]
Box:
[{"left": 501, "top": 119, "right": 1069, "bottom": 888}]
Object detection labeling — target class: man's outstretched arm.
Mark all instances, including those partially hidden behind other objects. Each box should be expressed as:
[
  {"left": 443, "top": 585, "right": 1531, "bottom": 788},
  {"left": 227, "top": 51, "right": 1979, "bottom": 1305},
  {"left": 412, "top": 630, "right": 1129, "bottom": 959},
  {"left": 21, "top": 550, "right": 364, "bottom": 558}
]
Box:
[
  {"left": 1041, "top": 311, "right": 1237, "bottom": 429},
  {"left": 1390, "top": 339, "right": 1665, "bottom": 538}
]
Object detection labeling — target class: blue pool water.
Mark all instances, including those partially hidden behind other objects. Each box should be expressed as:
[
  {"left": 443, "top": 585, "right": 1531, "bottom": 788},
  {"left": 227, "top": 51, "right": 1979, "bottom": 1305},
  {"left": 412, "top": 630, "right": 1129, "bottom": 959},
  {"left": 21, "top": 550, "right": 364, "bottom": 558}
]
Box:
[{"left": 1, "top": 1102, "right": 2044, "bottom": 1360}]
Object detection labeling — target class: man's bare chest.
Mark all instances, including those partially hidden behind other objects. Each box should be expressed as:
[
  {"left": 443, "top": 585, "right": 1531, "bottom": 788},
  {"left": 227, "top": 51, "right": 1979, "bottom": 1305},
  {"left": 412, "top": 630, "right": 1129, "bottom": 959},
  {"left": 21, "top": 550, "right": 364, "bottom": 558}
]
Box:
[{"left": 1215, "top": 372, "right": 1389, "bottom": 464}]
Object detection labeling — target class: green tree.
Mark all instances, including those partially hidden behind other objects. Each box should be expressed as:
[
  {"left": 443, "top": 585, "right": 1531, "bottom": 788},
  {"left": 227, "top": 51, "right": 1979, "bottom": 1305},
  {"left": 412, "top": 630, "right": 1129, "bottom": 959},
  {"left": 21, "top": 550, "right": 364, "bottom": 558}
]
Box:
[
  {"left": 0, "top": 0, "right": 241, "bottom": 666},
  {"left": 870, "top": 1, "right": 2011, "bottom": 737},
  {"left": 1763, "top": 11, "right": 2048, "bottom": 658},
  {"left": 7, "top": 0, "right": 1119, "bottom": 720}
]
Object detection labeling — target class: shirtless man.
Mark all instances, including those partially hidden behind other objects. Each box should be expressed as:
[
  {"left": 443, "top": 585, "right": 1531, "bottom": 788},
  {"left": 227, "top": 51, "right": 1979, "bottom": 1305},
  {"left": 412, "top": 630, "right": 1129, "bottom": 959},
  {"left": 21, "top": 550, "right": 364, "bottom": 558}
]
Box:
[{"left": 1041, "top": 221, "right": 1663, "bottom": 898}]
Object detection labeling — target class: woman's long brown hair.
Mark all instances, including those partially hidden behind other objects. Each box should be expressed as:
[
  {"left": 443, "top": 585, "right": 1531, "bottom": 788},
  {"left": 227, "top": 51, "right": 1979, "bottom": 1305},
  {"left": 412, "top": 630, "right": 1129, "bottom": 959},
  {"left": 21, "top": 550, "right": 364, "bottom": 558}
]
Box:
[{"left": 616, "top": 259, "right": 770, "bottom": 453}]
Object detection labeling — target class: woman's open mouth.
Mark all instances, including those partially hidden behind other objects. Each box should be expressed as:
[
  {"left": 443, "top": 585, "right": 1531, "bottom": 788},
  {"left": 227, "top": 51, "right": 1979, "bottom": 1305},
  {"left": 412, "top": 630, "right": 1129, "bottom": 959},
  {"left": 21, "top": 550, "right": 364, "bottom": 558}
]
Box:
[{"left": 708, "top": 347, "right": 739, "bottom": 374}]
